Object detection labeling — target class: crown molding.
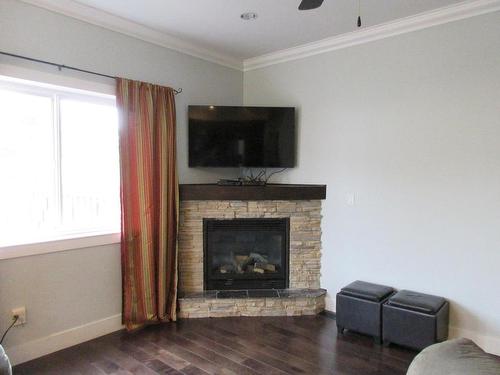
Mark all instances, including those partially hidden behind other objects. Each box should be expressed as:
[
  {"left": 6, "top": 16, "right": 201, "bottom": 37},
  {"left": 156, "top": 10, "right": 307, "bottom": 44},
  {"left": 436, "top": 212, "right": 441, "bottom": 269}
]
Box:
[
  {"left": 19, "top": 0, "right": 243, "bottom": 71},
  {"left": 243, "top": 0, "right": 500, "bottom": 71},
  {"left": 17, "top": 0, "right": 500, "bottom": 73}
]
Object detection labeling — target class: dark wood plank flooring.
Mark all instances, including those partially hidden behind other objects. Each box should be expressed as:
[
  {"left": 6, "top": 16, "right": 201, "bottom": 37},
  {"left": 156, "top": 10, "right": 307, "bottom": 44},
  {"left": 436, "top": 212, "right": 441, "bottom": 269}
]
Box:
[{"left": 14, "top": 315, "right": 417, "bottom": 374}]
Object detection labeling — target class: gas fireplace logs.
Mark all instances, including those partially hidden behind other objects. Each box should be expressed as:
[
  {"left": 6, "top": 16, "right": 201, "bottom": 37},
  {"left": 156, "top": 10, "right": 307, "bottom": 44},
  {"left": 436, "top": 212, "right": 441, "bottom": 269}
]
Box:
[{"left": 217, "top": 252, "right": 278, "bottom": 274}]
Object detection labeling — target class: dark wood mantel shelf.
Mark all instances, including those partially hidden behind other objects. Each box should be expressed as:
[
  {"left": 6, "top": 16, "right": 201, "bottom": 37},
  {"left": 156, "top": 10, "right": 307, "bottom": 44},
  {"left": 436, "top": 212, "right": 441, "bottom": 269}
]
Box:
[{"left": 179, "top": 183, "right": 326, "bottom": 201}]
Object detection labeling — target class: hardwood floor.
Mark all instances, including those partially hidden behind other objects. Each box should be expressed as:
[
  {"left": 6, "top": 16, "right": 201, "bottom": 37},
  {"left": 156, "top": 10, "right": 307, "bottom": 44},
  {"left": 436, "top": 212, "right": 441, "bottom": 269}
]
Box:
[{"left": 14, "top": 315, "right": 417, "bottom": 374}]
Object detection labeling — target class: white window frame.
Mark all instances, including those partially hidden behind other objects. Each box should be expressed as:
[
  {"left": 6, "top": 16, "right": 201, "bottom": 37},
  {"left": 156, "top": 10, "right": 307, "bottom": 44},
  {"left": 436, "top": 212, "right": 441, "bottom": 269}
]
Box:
[{"left": 0, "top": 64, "right": 120, "bottom": 260}]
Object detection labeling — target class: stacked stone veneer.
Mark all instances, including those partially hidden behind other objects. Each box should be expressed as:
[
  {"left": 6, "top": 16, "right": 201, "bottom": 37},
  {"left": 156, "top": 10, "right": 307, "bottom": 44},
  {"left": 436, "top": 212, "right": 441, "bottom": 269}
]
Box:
[
  {"left": 178, "top": 200, "right": 322, "bottom": 293},
  {"left": 178, "top": 290, "right": 326, "bottom": 319}
]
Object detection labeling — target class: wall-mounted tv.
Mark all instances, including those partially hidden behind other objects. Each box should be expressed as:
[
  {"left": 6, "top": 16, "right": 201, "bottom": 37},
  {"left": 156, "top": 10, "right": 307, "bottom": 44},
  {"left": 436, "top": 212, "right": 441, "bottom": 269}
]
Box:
[{"left": 188, "top": 105, "right": 295, "bottom": 168}]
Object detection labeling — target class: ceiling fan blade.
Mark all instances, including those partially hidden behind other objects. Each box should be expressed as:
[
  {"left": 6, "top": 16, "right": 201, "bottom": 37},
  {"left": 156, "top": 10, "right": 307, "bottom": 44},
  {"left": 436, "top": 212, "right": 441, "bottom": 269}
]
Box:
[{"left": 298, "top": 0, "right": 324, "bottom": 10}]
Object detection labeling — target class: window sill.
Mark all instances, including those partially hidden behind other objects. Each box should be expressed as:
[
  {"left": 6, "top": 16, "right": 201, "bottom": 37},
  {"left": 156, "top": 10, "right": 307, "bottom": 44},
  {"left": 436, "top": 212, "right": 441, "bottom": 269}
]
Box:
[{"left": 0, "top": 232, "right": 121, "bottom": 260}]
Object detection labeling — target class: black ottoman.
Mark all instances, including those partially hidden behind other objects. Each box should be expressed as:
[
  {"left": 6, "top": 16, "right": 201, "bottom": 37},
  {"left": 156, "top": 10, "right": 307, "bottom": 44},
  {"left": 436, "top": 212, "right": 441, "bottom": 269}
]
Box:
[
  {"left": 383, "top": 290, "right": 449, "bottom": 350},
  {"left": 336, "top": 280, "right": 395, "bottom": 343}
]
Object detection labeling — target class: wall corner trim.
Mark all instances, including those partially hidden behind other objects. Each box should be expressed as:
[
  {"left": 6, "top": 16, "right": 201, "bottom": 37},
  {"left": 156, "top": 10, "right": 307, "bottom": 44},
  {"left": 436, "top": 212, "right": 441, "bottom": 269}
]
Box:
[
  {"left": 4, "top": 314, "right": 123, "bottom": 366},
  {"left": 243, "top": 0, "right": 500, "bottom": 71}
]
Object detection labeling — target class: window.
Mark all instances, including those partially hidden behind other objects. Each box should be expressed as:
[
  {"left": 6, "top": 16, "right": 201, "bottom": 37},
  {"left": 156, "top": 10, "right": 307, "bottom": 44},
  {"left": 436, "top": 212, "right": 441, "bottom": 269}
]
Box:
[{"left": 0, "top": 76, "right": 120, "bottom": 248}]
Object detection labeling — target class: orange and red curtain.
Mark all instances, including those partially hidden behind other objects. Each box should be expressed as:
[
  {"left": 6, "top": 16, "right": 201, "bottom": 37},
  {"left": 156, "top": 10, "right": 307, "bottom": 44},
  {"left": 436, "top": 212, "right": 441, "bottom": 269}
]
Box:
[{"left": 116, "top": 78, "right": 179, "bottom": 330}]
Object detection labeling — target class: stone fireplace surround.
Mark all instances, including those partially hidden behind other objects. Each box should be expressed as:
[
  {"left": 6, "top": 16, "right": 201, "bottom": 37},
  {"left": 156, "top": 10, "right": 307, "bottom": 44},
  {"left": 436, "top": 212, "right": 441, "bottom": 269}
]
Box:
[{"left": 177, "top": 184, "right": 326, "bottom": 318}]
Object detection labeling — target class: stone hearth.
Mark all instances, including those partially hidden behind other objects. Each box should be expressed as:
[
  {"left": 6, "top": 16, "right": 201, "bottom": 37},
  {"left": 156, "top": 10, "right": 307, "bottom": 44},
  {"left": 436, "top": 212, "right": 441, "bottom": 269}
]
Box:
[{"left": 178, "top": 289, "right": 326, "bottom": 319}]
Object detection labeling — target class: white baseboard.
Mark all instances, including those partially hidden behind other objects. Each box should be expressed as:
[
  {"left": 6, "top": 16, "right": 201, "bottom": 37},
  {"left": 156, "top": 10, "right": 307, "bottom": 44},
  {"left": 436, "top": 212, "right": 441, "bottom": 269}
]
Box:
[
  {"left": 449, "top": 326, "right": 500, "bottom": 356},
  {"left": 4, "top": 314, "right": 123, "bottom": 366}
]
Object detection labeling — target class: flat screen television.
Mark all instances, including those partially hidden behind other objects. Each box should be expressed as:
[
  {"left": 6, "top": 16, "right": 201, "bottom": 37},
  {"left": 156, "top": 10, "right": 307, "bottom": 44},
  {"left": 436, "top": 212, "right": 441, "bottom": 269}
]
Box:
[{"left": 188, "top": 105, "right": 295, "bottom": 167}]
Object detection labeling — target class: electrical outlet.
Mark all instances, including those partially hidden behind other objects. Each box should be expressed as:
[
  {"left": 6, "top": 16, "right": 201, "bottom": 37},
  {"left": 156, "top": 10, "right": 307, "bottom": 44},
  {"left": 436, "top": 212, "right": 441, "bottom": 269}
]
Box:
[{"left": 12, "top": 307, "right": 26, "bottom": 326}]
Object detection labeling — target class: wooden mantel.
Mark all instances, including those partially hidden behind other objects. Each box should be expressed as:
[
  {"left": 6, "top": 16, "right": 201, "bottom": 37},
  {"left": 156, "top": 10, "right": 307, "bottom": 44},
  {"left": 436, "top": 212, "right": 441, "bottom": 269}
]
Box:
[{"left": 179, "top": 184, "right": 326, "bottom": 201}]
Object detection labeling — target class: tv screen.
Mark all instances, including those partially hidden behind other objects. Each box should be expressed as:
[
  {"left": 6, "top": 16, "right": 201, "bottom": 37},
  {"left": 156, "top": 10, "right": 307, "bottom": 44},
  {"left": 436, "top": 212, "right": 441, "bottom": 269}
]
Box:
[{"left": 188, "top": 106, "right": 295, "bottom": 168}]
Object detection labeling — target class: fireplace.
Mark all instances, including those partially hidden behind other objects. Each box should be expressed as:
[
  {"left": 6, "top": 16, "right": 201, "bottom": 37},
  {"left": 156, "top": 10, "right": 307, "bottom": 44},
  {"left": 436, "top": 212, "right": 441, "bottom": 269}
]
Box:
[{"left": 203, "top": 218, "right": 289, "bottom": 290}]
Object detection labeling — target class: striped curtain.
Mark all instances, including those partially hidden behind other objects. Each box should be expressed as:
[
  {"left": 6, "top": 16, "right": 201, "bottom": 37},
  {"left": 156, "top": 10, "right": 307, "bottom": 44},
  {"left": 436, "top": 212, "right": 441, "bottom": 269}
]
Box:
[{"left": 116, "top": 78, "right": 179, "bottom": 330}]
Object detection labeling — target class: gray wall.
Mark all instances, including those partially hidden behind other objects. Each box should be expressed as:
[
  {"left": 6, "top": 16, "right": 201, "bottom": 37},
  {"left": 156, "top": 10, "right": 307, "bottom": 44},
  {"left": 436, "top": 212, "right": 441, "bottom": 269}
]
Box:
[
  {"left": 244, "top": 12, "right": 500, "bottom": 353},
  {"left": 0, "top": 0, "right": 242, "bottom": 361},
  {"left": 0, "top": 244, "right": 121, "bottom": 345}
]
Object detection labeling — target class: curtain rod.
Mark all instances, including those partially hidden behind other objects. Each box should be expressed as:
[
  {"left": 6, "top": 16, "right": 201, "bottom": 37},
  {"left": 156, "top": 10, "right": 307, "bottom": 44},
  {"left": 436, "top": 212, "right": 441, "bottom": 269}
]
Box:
[{"left": 0, "top": 51, "right": 183, "bottom": 95}]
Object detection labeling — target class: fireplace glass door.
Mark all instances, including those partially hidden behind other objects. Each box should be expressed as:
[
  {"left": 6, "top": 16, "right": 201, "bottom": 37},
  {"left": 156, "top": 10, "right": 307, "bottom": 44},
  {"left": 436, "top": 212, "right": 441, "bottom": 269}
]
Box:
[{"left": 204, "top": 218, "right": 289, "bottom": 290}]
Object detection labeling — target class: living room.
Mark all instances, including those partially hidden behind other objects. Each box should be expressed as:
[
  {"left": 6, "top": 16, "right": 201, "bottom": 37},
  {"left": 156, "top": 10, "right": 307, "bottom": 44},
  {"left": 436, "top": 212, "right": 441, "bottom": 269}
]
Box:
[{"left": 0, "top": 0, "right": 499, "bottom": 374}]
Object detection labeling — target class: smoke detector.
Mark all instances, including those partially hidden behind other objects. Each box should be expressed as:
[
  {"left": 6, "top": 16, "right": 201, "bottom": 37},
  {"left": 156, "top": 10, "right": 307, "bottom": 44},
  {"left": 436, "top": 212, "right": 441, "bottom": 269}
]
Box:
[{"left": 241, "top": 12, "right": 258, "bottom": 20}]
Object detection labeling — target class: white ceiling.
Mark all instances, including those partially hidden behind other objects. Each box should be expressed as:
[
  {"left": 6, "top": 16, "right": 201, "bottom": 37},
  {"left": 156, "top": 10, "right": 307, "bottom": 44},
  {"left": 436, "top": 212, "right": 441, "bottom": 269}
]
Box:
[{"left": 72, "top": 0, "right": 465, "bottom": 60}]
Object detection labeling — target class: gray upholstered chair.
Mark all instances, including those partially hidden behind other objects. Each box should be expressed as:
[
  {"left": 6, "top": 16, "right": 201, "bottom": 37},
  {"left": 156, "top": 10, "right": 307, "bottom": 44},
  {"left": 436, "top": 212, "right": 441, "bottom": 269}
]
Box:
[
  {"left": 407, "top": 338, "right": 500, "bottom": 375},
  {"left": 0, "top": 345, "right": 12, "bottom": 375}
]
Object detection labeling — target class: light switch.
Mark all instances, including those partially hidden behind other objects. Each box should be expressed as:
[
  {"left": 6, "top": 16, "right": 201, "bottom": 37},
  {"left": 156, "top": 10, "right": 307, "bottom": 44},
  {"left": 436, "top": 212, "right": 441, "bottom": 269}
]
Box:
[{"left": 346, "top": 192, "right": 356, "bottom": 206}]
